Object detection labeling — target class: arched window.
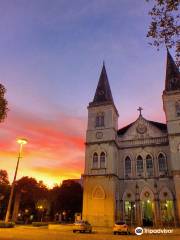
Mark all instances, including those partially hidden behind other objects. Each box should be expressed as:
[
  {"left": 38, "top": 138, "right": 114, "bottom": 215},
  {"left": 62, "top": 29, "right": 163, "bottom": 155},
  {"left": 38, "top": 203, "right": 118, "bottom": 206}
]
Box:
[
  {"left": 158, "top": 153, "right": 167, "bottom": 172},
  {"left": 178, "top": 143, "right": 180, "bottom": 152},
  {"left": 175, "top": 101, "right": 180, "bottom": 117},
  {"left": 100, "top": 114, "right": 104, "bottom": 127},
  {"left": 146, "top": 155, "right": 153, "bottom": 177},
  {"left": 137, "top": 155, "right": 143, "bottom": 176},
  {"left": 95, "top": 113, "right": 104, "bottom": 127},
  {"left": 96, "top": 116, "right": 100, "bottom": 127},
  {"left": 125, "top": 157, "right": 131, "bottom": 176},
  {"left": 100, "top": 152, "right": 106, "bottom": 168},
  {"left": 93, "top": 153, "right": 98, "bottom": 168}
]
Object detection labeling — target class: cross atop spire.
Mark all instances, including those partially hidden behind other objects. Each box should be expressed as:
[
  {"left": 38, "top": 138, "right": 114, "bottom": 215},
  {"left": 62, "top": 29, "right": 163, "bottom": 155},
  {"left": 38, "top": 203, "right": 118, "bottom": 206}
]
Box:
[
  {"left": 137, "top": 106, "right": 143, "bottom": 116},
  {"left": 165, "top": 49, "right": 180, "bottom": 91},
  {"left": 89, "top": 63, "right": 114, "bottom": 106}
]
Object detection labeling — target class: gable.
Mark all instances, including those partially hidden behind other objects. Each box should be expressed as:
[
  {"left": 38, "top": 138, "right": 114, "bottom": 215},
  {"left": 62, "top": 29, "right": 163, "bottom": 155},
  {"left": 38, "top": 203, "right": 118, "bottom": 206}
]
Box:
[{"left": 118, "top": 116, "right": 167, "bottom": 141}]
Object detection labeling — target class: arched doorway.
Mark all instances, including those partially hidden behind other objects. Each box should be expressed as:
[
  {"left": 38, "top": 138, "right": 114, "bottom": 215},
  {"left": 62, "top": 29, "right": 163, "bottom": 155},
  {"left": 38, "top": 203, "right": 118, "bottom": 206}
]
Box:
[
  {"left": 123, "top": 191, "right": 135, "bottom": 226},
  {"left": 140, "top": 187, "right": 154, "bottom": 226},
  {"left": 159, "top": 188, "right": 175, "bottom": 226},
  {"left": 141, "top": 199, "right": 153, "bottom": 226}
]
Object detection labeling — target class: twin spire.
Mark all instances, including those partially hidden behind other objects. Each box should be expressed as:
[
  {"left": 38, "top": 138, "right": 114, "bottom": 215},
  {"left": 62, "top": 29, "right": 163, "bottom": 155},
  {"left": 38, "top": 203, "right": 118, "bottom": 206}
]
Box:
[
  {"left": 90, "top": 50, "right": 179, "bottom": 107},
  {"left": 165, "top": 49, "right": 180, "bottom": 91},
  {"left": 89, "top": 62, "right": 114, "bottom": 107}
]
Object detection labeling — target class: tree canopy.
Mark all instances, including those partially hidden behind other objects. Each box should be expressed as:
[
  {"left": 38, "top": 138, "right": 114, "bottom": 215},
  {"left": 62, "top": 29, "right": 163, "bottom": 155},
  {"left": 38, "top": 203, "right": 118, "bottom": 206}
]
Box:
[
  {"left": 56, "top": 180, "right": 83, "bottom": 213},
  {"left": 146, "top": 0, "right": 180, "bottom": 66},
  {"left": 50, "top": 180, "right": 83, "bottom": 221},
  {"left": 0, "top": 170, "right": 10, "bottom": 219},
  {"left": 16, "top": 177, "right": 48, "bottom": 211},
  {"left": 0, "top": 84, "right": 8, "bottom": 122},
  {"left": 0, "top": 170, "right": 9, "bottom": 185},
  {"left": 0, "top": 172, "right": 83, "bottom": 222}
]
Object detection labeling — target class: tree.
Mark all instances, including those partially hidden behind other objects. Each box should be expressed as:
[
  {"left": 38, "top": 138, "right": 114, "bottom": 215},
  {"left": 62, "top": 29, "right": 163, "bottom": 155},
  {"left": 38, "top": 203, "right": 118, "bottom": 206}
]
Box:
[
  {"left": 0, "top": 170, "right": 9, "bottom": 185},
  {"left": 0, "top": 84, "right": 8, "bottom": 122},
  {"left": 55, "top": 180, "right": 83, "bottom": 222},
  {"left": 0, "top": 170, "right": 10, "bottom": 219},
  {"left": 146, "top": 0, "right": 180, "bottom": 66},
  {"left": 49, "top": 185, "right": 61, "bottom": 219},
  {"left": 12, "top": 177, "right": 49, "bottom": 222}
]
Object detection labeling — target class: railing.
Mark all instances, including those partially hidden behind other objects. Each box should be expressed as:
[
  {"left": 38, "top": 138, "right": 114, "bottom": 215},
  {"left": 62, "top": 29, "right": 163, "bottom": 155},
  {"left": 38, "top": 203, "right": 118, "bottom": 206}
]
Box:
[{"left": 118, "top": 136, "right": 168, "bottom": 148}]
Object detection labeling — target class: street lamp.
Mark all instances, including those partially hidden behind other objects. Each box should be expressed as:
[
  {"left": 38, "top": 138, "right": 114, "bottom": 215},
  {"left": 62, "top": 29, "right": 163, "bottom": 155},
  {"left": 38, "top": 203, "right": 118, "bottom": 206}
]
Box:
[{"left": 5, "top": 138, "right": 28, "bottom": 223}]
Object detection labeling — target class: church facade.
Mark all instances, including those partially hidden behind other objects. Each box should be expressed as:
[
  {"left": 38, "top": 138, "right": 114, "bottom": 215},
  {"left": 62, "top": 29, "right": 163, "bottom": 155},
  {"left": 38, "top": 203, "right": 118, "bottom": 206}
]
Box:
[{"left": 82, "top": 51, "right": 180, "bottom": 227}]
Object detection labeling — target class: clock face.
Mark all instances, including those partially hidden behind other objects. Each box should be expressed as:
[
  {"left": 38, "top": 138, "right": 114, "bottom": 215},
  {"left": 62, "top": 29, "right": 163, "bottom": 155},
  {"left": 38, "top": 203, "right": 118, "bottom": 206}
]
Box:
[
  {"left": 96, "top": 131, "right": 103, "bottom": 139},
  {"left": 136, "top": 123, "right": 147, "bottom": 134}
]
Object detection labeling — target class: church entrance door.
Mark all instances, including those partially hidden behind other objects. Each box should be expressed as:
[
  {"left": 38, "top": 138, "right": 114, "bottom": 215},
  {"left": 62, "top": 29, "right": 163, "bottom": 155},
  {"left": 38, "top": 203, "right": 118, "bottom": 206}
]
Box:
[
  {"left": 141, "top": 200, "right": 153, "bottom": 226},
  {"left": 160, "top": 200, "right": 174, "bottom": 226},
  {"left": 124, "top": 201, "right": 135, "bottom": 226}
]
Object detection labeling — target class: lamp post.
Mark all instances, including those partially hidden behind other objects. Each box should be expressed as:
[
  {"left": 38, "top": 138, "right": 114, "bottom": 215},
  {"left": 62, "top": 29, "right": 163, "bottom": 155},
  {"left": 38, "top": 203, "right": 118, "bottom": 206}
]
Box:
[{"left": 5, "top": 138, "right": 28, "bottom": 223}]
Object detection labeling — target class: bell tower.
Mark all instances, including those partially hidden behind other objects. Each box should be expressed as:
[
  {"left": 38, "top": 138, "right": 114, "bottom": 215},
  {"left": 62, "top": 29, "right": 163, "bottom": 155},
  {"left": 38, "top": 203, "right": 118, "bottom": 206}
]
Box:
[
  {"left": 162, "top": 49, "right": 180, "bottom": 224},
  {"left": 82, "top": 63, "right": 119, "bottom": 227}
]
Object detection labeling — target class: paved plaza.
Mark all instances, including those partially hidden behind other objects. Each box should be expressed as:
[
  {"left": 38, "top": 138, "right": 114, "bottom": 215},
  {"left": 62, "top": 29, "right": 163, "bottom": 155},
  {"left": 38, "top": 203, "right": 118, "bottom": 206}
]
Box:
[{"left": 0, "top": 225, "right": 179, "bottom": 240}]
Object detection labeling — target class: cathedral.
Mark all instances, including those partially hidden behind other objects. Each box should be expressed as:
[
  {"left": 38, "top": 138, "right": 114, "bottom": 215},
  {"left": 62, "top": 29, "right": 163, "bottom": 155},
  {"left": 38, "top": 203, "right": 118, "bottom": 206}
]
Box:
[{"left": 82, "top": 50, "right": 180, "bottom": 227}]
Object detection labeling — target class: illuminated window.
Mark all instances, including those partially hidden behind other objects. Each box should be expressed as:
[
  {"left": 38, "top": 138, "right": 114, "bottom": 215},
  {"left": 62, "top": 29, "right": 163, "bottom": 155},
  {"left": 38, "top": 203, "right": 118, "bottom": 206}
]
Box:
[
  {"left": 158, "top": 153, "right": 167, "bottom": 172},
  {"left": 100, "top": 152, "right": 106, "bottom": 168},
  {"left": 137, "top": 155, "right": 143, "bottom": 176},
  {"left": 93, "top": 152, "right": 98, "bottom": 168},
  {"left": 95, "top": 113, "right": 104, "bottom": 127},
  {"left": 125, "top": 157, "right": 131, "bottom": 176},
  {"left": 146, "top": 155, "right": 153, "bottom": 176}
]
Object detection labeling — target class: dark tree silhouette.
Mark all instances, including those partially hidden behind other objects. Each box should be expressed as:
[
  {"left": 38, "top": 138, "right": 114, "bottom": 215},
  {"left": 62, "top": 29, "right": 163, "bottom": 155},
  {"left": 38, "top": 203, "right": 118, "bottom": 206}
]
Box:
[
  {"left": 0, "top": 84, "right": 8, "bottom": 122},
  {"left": 55, "top": 180, "right": 83, "bottom": 221},
  {"left": 12, "top": 177, "right": 49, "bottom": 222},
  {"left": 0, "top": 170, "right": 9, "bottom": 185},
  {"left": 0, "top": 170, "right": 10, "bottom": 219},
  {"left": 146, "top": 0, "right": 180, "bottom": 66}
]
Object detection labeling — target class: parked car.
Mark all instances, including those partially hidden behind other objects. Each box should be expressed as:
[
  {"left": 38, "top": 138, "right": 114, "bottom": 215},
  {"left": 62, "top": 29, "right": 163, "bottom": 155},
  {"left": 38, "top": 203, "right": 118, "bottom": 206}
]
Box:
[
  {"left": 73, "top": 220, "right": 92, "bottom": 233},
  {"left": 113, "top": 221, "right": 130, "bottom": 235}
]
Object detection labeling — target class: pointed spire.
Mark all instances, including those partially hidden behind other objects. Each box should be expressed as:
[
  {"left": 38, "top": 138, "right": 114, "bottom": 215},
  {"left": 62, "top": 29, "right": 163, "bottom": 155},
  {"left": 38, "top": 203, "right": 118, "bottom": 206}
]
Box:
[
  {"left": 165, "top": 49, "right": 180, "bottom": 91},
  {"left": 90, "top": 63, "right": 114, "bottom": 106}
]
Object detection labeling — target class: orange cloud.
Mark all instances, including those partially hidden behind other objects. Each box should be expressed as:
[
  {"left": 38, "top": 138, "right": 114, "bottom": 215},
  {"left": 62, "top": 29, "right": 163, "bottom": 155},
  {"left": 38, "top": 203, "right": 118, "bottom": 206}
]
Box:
[{"left": 0, "top": 107, "right": 86, "bottom": 187}]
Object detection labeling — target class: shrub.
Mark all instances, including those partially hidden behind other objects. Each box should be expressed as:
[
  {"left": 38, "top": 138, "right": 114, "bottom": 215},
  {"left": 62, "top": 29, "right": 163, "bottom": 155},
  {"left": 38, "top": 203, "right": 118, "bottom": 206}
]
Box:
[
  {"left": 0, "top": 221, "right": 15, "bottom": 228},
  {"left": 15, "top": 221, "right": 24, "bottom": 225},
  {"left": 32, "top": 222, "right": 48, "bottom": 227}
]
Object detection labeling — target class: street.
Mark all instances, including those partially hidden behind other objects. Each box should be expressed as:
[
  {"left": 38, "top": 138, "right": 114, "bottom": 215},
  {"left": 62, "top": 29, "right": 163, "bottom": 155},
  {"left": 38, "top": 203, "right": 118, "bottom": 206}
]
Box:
[{"left": 0, "top": 225, "right": 179, "bottom": 240}]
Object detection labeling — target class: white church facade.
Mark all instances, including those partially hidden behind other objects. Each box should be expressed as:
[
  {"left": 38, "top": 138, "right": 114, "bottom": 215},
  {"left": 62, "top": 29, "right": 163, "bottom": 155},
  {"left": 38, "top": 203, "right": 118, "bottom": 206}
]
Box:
[{"left": 82, "top": 50, "right": 180, "bottom": 227}]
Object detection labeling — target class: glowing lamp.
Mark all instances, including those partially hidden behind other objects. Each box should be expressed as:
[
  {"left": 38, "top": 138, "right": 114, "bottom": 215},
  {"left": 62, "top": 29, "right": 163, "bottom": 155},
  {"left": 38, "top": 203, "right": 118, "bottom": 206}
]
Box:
[{"left": 17, "top": 138, "right": 28, "bottom": 145}]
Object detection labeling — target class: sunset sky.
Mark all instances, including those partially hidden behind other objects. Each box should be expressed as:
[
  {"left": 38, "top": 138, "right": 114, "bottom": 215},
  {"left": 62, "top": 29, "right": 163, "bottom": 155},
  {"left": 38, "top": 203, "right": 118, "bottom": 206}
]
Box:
[{"left": 0, "top": 0, "right": 171, "bottom": 187}]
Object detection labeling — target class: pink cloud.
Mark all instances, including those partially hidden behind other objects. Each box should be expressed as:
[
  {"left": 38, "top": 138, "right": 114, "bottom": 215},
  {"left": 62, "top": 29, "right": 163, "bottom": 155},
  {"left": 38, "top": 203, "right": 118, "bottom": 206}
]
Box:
[{"left": 0, "top": 107, "right": 86, "bottom": 187}]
